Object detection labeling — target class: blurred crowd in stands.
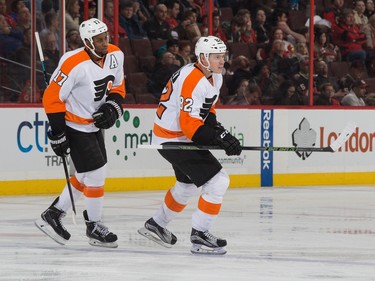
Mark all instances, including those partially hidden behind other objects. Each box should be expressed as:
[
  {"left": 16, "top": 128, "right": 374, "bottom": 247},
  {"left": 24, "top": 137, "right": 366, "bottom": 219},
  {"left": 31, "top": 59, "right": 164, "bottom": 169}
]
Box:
[{"left": 1, "top": 0, "right": 375, "bottom": 106}]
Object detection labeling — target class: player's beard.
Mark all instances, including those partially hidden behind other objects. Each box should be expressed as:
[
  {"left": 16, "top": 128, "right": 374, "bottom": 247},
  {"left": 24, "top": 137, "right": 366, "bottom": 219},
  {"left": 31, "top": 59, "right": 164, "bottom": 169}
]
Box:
[{"left": 99, "top": 49, "right": 108, "bottom": 57}]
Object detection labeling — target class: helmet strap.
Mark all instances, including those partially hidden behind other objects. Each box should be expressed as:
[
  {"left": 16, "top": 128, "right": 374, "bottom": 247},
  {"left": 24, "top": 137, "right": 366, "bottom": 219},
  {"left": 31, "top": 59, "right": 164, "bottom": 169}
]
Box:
[
  {"left": 198, "top": 53, "right": 213, "bottom": 72},
  {"left": 84, "top": 38, "right": 104, "bottom": 59}
]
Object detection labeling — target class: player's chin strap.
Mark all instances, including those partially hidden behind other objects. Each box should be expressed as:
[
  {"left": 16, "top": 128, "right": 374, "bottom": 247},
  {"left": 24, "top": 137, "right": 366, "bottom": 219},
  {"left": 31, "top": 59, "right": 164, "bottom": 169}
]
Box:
[
  {"left": 86, "top": 45, "right": 104, "bottom": 59},
  {"left": 198, "top": 54, "right": 213, "bottom": 72},
  {"left": 84, "top": 39, "right": 105, "bottom": 59}
]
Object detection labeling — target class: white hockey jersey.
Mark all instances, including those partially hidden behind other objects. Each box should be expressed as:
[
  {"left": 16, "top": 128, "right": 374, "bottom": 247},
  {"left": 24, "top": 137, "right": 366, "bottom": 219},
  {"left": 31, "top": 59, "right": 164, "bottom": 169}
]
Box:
[
  {"left": 43, "top": 44, "right": 125, "bottom": 133},
  {"left": 152, "top": 62, "right": 222, "bottom": 145}
]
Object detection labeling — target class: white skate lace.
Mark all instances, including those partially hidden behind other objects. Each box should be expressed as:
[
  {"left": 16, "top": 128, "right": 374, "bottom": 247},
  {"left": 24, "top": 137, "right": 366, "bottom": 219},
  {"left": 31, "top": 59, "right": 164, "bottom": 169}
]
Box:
[
  {"left": 163, "top": 228, "right": 172, "bottom": 236},
  {"left": 204, "top": 231, "right": 217, "bottom": 241},
  {"left": 93, "top": 222, "right": 110, "bottom": 237},
  {"left": 50, "top": 208, "right": 68, "bottom": 231}
]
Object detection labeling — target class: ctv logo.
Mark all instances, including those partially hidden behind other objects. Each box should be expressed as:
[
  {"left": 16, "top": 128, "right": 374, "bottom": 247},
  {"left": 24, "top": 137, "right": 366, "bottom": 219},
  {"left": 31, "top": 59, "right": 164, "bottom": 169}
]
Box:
[
  {"left": 17, "top": 112, "right": 49, "bottom": 153},
  {"left": 111, "top": 110, "right": 152, "bottom": 161}
]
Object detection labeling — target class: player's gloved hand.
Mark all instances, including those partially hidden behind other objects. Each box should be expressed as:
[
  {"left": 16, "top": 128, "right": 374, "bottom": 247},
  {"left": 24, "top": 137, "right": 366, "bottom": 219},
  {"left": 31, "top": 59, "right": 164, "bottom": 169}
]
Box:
[
  {"left": 213, "top": 125, "right": 242, "bottom": 156},
  {"left": 47, "top": 130, "right": 70, "bottom": 157},
  {"left": 93, "top": 101, "right": 123, "bottom": 129}
]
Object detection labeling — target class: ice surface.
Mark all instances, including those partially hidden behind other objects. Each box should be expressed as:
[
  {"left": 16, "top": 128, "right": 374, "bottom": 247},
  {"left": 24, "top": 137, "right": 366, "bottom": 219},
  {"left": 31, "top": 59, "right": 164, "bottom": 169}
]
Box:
[{"left": 1, "top": 186, "right": 375, "bottom": 281}]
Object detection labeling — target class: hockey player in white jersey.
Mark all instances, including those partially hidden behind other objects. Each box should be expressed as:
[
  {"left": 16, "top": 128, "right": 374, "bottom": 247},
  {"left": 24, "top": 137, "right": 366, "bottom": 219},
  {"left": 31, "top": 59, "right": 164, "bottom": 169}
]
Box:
[
  {"left": 35, "top": 18, "right": 126, "bottom": 248},
  {"left": 138, "top": 36, "right": 242, "bottom": 254}
]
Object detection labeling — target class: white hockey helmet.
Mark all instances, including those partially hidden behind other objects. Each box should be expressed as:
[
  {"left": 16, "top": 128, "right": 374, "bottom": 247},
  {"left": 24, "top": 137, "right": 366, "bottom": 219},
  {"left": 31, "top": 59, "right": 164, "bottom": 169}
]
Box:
[
  {"left": 79, "top": 18, "right": 108, "bottom": 57},
  {"left": 195, "top": 36, "right": 227, "bottom": 71}
]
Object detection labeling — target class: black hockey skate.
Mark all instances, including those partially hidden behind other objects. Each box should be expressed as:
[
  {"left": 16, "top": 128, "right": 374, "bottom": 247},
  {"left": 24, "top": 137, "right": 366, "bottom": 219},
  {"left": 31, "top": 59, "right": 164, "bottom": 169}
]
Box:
[
  {"left": 35, "top": 197, "right": 71, "bottom": 245},
  {"left": 190, "top": 228, "right": 227, "bottom": 255},
  {"left": 83, "top": 210, "right": 118, "bottom": 248},
  {"left": 137, "top": 217, "right": 177, "bottom": 248}
]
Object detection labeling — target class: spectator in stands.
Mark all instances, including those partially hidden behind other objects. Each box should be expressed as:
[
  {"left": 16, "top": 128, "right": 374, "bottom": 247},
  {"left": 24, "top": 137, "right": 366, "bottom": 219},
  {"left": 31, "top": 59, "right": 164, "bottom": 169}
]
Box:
[
  {"left": 332, "top": 9, "right": 368, "bottom": 63},
  {"left": 257, "top": 28, "right": 295, "bottom": 61},
  {"left": 274, "top": 8, "right": 307, "bottom": 44},
  {"left": 132, "top": 1, "right": 149, "bottom": 24},
  {"left": 182, "top": 9, "right": 201, "bottom": 41},
  {"left": 323, "top": 0, "right": 345, "bottom": 29},
  {"left": 226, "top": 16, "right": 242, "bottom": 43},
  {"left": 227, "top": 55, "right": 252, "bottom": 95},
  {"left": 223, "top": 78, "right": 249, "bottom": 104},
  {"left": 0, "top": 0, "right": 17, "bottom": 28},
  {"left": 165, "top": 0, "right": 180, "bottom": 29},
  {"left": 88, "top": 1, "right": 97, "bottom": 19},
  {"left": 143, "top": 3, "right": 170, "bottom": 40},
  {"left": 66, "top": 28, "right": 83, "bottom": 51},
  {"left": 253, "top": 8, "right": 270, "bottom": 47},
  {"left": 12, "top": 27, "right": 31, "bottom": 98},
  {"left": 176, "top": 41, "right": 192, "bottom": 66},
  {"left": 341, "top": 79, "right": 367, "bottom": 105},
  {"left": 365, "top": 0, "right": 375, "bottom": 18},
  {"left": 315, "top": 82, "right": 341, "bottom": 105},
  {"left": 354, "top": 0, "right": 368, "bottom": 29},
  {"left": 362, "top": 14, "right": 375, "bottom": 48},
  {"left": 334, "top": 60, "right": 367, "bottom": 100},
  {"left": 365, "top": 91, "right": 375, "bottom": 104},
  {"left": 103, "top": 0, "right": 126, "bottom": 41},
  {"left": 212, "top": 11, "right": 227, "bottom": 43},
  {"left": 236, "top": 9, "right": 257, "bottom": 43},
  {"left": 293, "top": 58, "right": 309, "bottom": 101},
  {"left": 274, "top": 79, "right": 304, "bottom": 105},
  {"left": 65, "top": 0, "right": 80, "bottom": 32},
  {"left": 41, "top": 31, "right": 59, "bottom": 74},
  {"left": 269, "top": 39, "right": 299, "bottom": 76},
  {"left": 185, "top": 0, "right": 207, "bottom": 22},
  {"left": 250, "top": 0, "right": 276, "bottom": 16},
  {"left": 314, "top": 28, "right": 341, "bottom": 63},
  {"left": 172, "top": 12, "right": 191, "bottom": 40},
  {"left": 0, "top": 14, "right": 23, "bottom": 58},
  {"left": 252, "top": 61, "right": 281, "bottom": 103},
  {"left": 155, "top": 38, "right": 182, "bottom": 65},
  {"left": 148, "top": 51, "right": 180, "bottom": 100},
  {"left": 37, "top": 0, "right": 54, "bottom": 31},
  {"left": 14, "top": 6, "right": 30, "bottom": 33},
  {"left": 226, "top": 82, "right": 262, "bottom": 105},
  {"left": 119, "top": 0, "right": 147, "bottom": 39},
  {"left": 9, "top": 0, "right": 25, "bottom": 23},
  {"left": 9, "top": 26, "right": 44, "bottom": 102},
  {"left": 295, "top": 41, "right": 309, "bottom": 61},
  {"left": 41, "top": 0, "right": 54, "bottom": 14},
  {"left": 40, "top": 11, "right": 59, "bottom": 51},
  {"left": 315, "top": 60, "right": 339, "bottom": 92}
]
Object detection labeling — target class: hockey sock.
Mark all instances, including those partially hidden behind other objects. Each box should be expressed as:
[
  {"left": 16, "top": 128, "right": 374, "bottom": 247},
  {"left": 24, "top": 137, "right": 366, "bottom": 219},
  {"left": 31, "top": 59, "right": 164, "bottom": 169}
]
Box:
[
  {"left": 84, "top": 186, "right": 104, "bottom": 222},
  {"left": 55, "top": 176, "right": 84, "bottom": 212}
]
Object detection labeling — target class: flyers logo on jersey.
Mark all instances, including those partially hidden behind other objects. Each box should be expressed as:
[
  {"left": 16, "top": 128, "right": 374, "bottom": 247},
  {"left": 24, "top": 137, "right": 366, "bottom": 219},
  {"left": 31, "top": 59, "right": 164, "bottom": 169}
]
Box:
[
  {"left": 93, "top": 75, "right": 115, "bottom": 101},
  {"left": 199, "top": 95, "right": 217, "bottom": 119}
]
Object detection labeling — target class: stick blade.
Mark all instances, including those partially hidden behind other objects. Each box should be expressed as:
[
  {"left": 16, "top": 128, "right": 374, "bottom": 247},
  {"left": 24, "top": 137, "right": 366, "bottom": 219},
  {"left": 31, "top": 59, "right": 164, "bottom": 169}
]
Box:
[{"left": 329, "top": 123, "right": 356, "bottom": 152}]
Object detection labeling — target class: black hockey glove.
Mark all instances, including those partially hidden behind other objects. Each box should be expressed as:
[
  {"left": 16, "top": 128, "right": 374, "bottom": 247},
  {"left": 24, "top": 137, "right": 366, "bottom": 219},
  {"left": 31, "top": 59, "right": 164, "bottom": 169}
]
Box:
[
  {"left": 47, "top": 130, "right": 70, "bottom": 157},
  {"left": 213, "top": 125, "right": 242, "bottom": 156},
  {"left": 93, "top": 101, "right": 123, "bottom": 129}
]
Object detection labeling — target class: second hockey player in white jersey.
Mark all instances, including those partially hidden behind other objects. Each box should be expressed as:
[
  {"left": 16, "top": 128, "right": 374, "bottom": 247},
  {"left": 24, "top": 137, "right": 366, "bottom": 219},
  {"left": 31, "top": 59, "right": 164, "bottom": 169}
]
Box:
[{"left": 138, "top": 36, "right": 242, "bottom": 255}]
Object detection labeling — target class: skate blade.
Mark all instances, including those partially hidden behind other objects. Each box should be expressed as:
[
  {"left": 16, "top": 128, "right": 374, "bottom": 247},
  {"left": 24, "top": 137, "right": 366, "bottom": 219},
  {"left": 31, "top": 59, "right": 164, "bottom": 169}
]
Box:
[
  {"left": 88, "top": 238, "right": 118, "bottom": 248},
  {"left": 137, "top": 227, "right": 172, "bottom": 248},
  {"left": 190, "top": 244, "right": 227, "bottom": 255},
  {"left": 34, "top": 219, "right": 67, "bottom": 246}
]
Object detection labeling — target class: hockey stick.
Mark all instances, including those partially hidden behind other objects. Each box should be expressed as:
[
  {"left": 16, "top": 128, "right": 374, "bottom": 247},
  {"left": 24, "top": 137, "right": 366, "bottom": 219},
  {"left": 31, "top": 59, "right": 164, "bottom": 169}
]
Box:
[
  {"left": 138, "top": 123, "right": 356, "bottom": 153},
  {"left": 35, "top": 32, "right": 77, "bottom": 224},
  {"left": 34, "top": 32, "right": 49, "bottom": 87}
]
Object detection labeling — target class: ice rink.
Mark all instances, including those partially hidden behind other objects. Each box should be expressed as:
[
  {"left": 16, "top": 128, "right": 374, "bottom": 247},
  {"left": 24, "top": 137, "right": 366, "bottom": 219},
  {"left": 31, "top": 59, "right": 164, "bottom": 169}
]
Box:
[{"left": 1, "top": 186, "right": 375, "bottom": 281}]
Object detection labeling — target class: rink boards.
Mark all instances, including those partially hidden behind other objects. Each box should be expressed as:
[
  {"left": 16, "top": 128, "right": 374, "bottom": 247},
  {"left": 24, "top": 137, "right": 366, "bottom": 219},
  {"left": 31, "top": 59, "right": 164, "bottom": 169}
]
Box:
[{"left": 1, "top": 107, "right": 374, "bottom": 195}]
